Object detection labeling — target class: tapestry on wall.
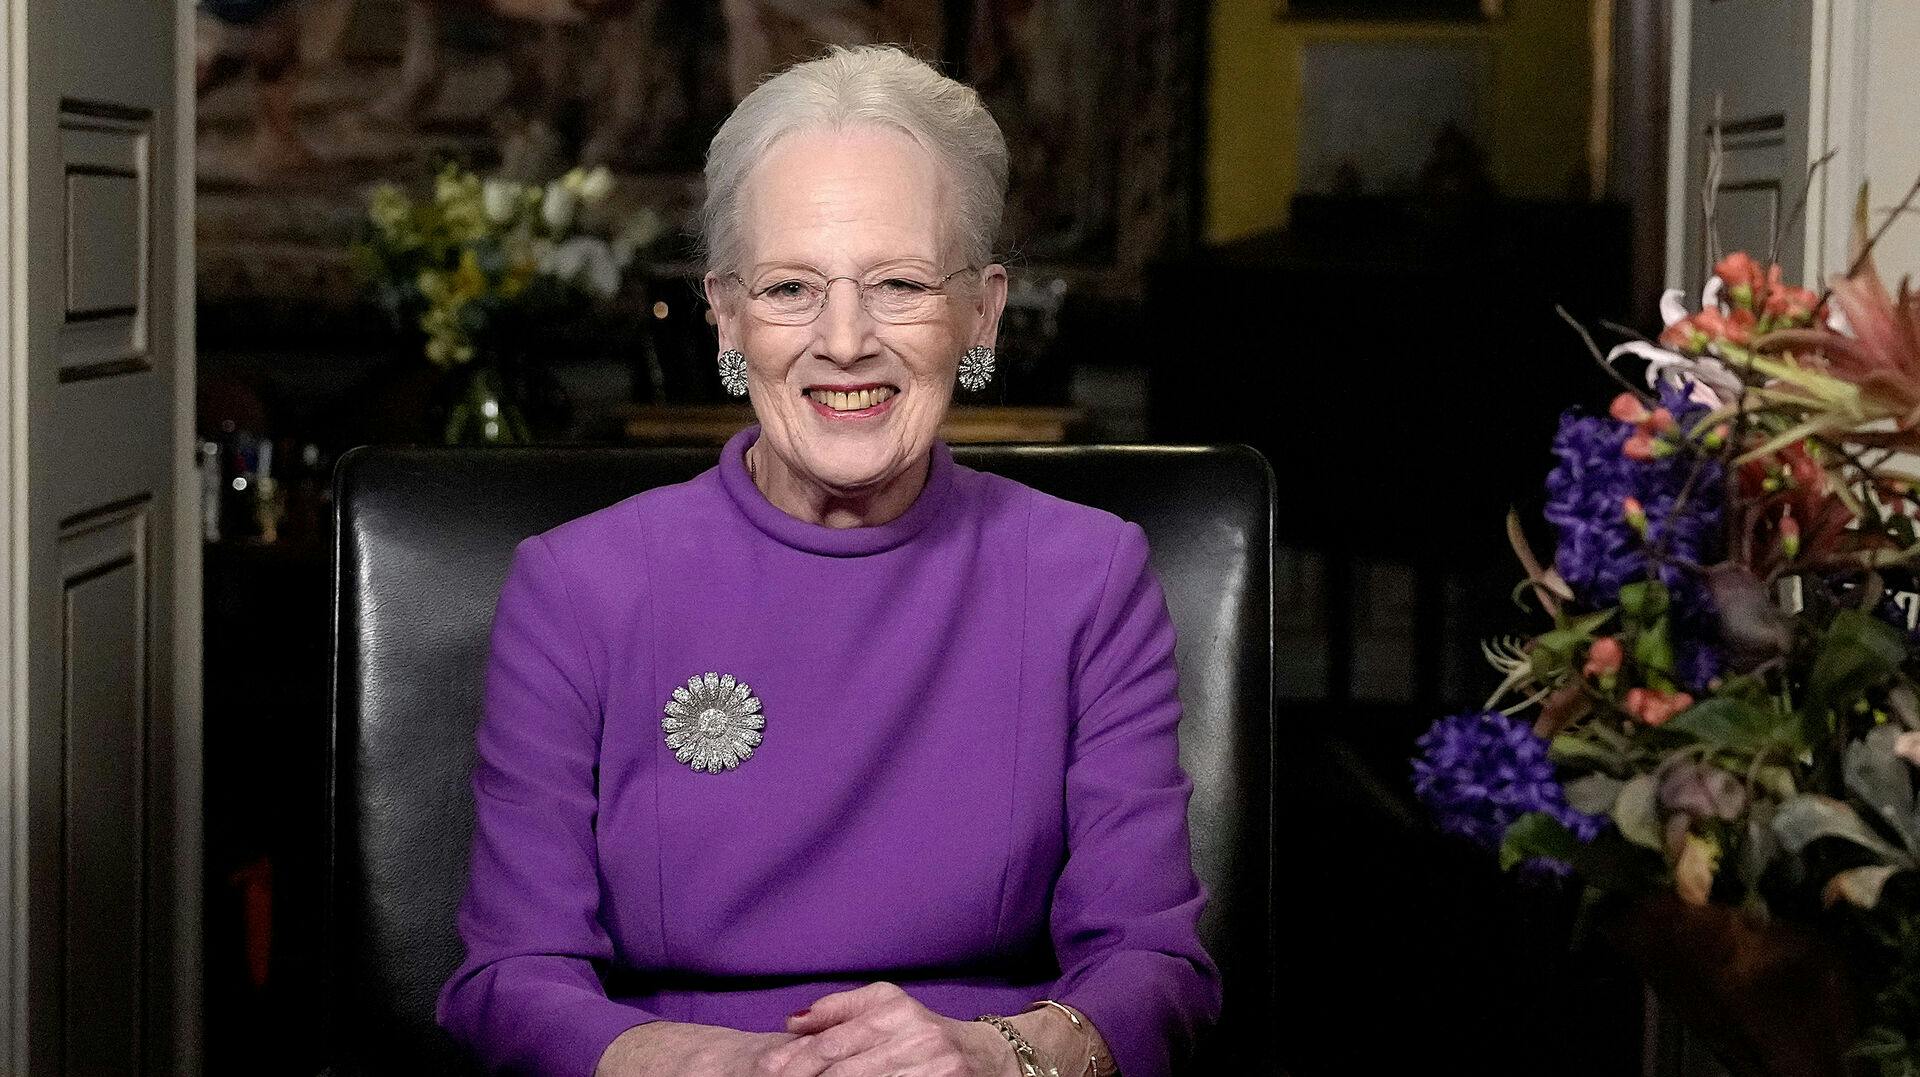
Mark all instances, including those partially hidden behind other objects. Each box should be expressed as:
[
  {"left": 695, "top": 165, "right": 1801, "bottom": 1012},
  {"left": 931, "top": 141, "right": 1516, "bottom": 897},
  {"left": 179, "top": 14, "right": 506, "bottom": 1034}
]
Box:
[{"left": 195, "top": 0, "right": 1200, "bottom": 309}]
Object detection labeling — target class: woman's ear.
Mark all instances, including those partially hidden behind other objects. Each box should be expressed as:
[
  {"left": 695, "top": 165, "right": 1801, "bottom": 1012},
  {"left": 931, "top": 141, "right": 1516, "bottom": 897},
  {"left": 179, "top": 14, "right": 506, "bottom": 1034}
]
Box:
[
  {"left": 972, "top": 263, "right": 1010, "bottom": 350},
  {"left": 703, "top": 272, "right": 736, "bottom": 349}
]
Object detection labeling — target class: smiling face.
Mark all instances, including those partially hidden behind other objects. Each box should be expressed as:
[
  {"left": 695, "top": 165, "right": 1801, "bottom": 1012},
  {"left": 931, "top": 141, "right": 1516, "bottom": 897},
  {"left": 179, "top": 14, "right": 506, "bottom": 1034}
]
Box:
[{"left": 706, "top": 125, "right": 1007, "bottom": 502}]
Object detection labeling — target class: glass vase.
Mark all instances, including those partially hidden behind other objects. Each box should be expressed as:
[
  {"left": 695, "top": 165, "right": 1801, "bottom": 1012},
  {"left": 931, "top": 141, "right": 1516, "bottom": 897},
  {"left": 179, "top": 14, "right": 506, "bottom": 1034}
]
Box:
[{"left": 442, "top": 362, "right": 533, "bottom": 445}]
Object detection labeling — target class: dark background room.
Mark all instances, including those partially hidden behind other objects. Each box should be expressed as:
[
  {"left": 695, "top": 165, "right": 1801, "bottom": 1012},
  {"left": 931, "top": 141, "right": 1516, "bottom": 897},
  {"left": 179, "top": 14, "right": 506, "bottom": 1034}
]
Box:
[
  {"left": 196, "top": 1, "right": 1646, "bottom": 1072},
  {"left": 14, "top": 0, "right": 1920, "bottom": 1073}
]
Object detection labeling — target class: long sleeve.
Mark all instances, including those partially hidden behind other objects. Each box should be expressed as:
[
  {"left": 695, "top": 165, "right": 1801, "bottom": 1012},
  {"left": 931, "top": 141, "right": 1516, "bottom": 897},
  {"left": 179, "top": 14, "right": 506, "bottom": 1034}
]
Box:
[
  {"left": 1050, "top": 523, "right": 1223, "bottom": 1077},
  {"left": 436, "top": 535, "right": 658, "bottom": 1076}
]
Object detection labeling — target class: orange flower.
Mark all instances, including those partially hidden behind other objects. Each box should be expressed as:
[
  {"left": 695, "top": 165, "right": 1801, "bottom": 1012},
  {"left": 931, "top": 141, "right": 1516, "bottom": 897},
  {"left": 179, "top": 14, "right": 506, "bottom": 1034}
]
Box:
[
  {"left": 1625, "top": 688, "right": 1694, "bottom": 726},
  {"left": 1660, "top": 308, "right": 1753, "bottom": 353},
  {"left": 1762, "top": 265, "right": 1821, "bottom": 324},
  {"left": 1716, "top": 252, "right": 1767, "bottom": 308},
  {"left": 1583, "top": 637, "right": 1624, "bottom": 678},
  {"left": 1622, "top": 496, "right": 1648, "bottom": 536},
  {"left": 1612, "top": 396, "right": 1679, "bottom": 461},
  {"left": 1657, "top": 320, "right": 1698, "bottom": 353},
  {"left": 1610, "top": 393, "right": 1650, "bottom": 423}
]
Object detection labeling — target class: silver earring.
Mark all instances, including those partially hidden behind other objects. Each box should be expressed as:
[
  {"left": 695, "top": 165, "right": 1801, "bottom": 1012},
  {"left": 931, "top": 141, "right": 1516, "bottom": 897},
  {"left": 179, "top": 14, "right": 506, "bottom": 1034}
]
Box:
[
  {"left": 958, "top": 345, "right": 996, "bottom": 392},
  {"left": 717, "top": 349, "right": 748, "bottom": 397}
]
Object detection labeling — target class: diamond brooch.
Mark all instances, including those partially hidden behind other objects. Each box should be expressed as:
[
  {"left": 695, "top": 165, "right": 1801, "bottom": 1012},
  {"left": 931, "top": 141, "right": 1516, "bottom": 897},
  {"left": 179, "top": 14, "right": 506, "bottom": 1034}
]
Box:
[{"left": 662, "top": 672, "right": 764, "bottom": 773}]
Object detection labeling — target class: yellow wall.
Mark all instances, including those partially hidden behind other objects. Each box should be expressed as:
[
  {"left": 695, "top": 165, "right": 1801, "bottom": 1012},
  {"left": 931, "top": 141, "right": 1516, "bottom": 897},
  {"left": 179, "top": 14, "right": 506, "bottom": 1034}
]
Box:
[{"left": 1206, "top": 0, "right": 1595, "bottom": 244}]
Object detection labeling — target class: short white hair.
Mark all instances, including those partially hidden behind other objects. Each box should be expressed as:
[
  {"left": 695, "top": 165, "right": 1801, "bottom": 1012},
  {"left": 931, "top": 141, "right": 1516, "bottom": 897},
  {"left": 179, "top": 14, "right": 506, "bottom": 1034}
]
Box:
[{"left": 698, "top": 44, "right": 1009, "bottom": 273}]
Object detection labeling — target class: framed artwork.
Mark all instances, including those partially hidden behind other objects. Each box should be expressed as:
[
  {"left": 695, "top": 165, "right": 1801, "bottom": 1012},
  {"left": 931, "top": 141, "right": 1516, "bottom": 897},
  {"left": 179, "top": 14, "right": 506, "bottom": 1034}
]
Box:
[{"left": 1296, "top": 39, "right": 1492, "bottom": 196}]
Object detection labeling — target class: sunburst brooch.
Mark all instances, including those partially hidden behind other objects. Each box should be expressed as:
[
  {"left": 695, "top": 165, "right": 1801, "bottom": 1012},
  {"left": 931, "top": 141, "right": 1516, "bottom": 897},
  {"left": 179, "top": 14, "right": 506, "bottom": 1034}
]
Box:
[{"left": 661, "top": 672, "right": 764, "bottom": 773}]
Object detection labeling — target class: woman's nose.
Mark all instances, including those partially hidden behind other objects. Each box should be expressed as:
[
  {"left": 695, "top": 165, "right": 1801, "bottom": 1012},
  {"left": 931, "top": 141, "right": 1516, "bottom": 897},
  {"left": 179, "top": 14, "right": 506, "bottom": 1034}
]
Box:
[{"left": 813, "top": 279, "right": 877, "bottom": 365}]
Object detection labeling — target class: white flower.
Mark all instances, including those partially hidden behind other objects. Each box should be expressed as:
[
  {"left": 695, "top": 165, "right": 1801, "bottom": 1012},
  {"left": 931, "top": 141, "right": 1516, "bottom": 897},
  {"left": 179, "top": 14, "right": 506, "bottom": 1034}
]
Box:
[
  {"left": 1658, "top": 287, "right": 1690, "bottom": 328},
  {"left": 1604, "top": 282, "right": 1741, "bottom": 407},
  {"left": 662, "top": 672, "right": 764, "bottom": 773},
  {"left": 539, "top": 236, "right": 622, "bottom": 299},
  {"left": 541, "top": 181, "right": 579, "bottom": 232},
  {"left": 567, "top": 164, "right": 614, "bottom": 203},
  {"left": 1607, "top": 340, "right": 1735, "bottom": 408},
  {"left": 611, "top": 206, "right": 666, "bottom": 269},
  {"left": 482, "top": 179, "right": 524, "bottom": 225}
]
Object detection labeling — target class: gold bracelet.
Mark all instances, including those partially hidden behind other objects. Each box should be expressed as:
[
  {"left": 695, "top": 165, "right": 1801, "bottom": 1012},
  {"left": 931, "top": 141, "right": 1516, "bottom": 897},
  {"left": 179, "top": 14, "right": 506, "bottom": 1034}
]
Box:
[
  {"left": 1025, "top": 1000, "right": 1101, "bottom": 1077},
  {"left": 976, "top": 1014, "right": 1060, "bottom": 1077}
]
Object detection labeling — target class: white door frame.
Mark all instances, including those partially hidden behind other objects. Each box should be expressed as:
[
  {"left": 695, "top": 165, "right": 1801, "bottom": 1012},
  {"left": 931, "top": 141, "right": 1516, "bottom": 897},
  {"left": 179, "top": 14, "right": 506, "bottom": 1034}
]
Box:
[
  {"left": 1661, "top": 0, "right": 1692, "bottom": 291},
  {"left": 1, "top": 0, "right": 203, "bottom": 1067},
  {"left": 168, "top": 0, "right": 205, "bottom": 1067},
  {"left": 1801, "top": 0, "right": 1868, "bottom": 284},
  {"left": 4, "top": 0, "right": 25, "bottom": 1068}
]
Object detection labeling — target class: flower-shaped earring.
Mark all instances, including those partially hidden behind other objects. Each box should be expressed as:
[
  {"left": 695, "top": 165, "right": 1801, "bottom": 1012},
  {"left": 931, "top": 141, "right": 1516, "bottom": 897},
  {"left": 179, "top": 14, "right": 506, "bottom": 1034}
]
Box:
[
  {"left": 718, "top": 349, "right": 749, "bottom": 397},
  {"left": 958, "top": 345, "right": 996, "bottom": 392}
]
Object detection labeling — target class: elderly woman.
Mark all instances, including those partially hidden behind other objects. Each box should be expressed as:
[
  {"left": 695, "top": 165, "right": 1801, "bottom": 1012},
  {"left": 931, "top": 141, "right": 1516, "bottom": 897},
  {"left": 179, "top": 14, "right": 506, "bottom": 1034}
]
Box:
[{"left": 437, "top": 44, "right": 1221, "bottom": 1077}]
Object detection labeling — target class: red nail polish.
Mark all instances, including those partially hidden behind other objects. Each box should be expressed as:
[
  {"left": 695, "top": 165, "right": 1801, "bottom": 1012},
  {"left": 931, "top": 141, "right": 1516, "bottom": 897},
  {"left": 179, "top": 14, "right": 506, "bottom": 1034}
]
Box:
[{"left": 790, "top": 1008, "right": 810, "bottom": 1018}]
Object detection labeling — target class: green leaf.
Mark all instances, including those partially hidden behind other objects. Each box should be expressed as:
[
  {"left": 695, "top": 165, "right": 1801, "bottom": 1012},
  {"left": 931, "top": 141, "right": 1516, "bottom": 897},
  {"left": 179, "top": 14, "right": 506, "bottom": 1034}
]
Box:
[
  {"left": 1633, "top": 614, "right": 1676, "bottom": 682},
  {"left": 1499, "top": 812, "right": 1665, "bottom": 891},
  {"left": 1772, "top": 794, "right": 1913, "bottom": 865},
  {"left": 1548, "top": 734, "right": 1630, "bottom": 777},
  {"left": 1619, "top": 580, "right": 1670, "bottom": 623},
  {"left": 1565, "top": 774, "right": 1625, "bottom": 816},
  {"left": 1738, "top": 804, "right": 1781, "bottom": 893},
  {"left": 1612, "top": 774, "right": 1663, "bottom": 851},
  {"left": 1662, "top": 696, "right": 1784, "bottom": 754},
  {"left": 1500, "top": 812, "right": 1583, "bottom": 871},
  {"left": 1845, "top": 726, "right": 1920, "bottom": 857},
  {"left": 1532, "top": 632, "right": 1580, "bottom": 667},
  {"left": 1808, "top": 608, "right": 1906, "bottom": 716},
  {"left": 1752, "top": 765, "right": 1799, "bottom": 800},
  {"left": 1536, "top": 611, "right": 1615, "bottom": 664},
  {"left": 1552, "top": 608, "right": 1617, "bottom": 636}
]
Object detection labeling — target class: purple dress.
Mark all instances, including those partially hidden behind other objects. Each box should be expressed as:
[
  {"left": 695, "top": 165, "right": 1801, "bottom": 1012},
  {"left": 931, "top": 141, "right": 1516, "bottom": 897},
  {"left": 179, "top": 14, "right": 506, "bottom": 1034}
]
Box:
[{"left": 437, "top": 425, "right": 1221, "bottom": 1076}]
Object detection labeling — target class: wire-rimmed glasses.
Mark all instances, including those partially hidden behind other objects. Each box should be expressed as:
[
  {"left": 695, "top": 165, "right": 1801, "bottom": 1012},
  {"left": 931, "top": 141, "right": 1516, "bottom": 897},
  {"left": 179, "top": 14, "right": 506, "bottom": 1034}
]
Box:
[{"left": 724, "top": 264, "right": 979, "bottom": 325}]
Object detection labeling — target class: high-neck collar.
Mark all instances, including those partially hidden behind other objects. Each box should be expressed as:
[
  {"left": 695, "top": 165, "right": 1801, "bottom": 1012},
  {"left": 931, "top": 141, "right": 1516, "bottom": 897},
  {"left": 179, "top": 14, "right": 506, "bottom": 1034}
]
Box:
[{"left": 718, "top": 425, "right": 955, "bottom": 557}]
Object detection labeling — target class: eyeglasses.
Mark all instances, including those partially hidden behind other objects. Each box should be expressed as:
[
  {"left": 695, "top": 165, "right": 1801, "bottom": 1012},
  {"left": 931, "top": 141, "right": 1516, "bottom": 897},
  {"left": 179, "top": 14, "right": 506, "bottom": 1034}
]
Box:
[{"left": 724, "top": 264, "right": 979, "bottom": 326}]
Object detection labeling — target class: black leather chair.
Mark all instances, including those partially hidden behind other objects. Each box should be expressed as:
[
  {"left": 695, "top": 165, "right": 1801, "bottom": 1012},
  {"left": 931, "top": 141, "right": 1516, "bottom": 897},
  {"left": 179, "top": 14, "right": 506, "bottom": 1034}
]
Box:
[{"left": 327, "top": 444, "right": 1275, "bottom": 1075}]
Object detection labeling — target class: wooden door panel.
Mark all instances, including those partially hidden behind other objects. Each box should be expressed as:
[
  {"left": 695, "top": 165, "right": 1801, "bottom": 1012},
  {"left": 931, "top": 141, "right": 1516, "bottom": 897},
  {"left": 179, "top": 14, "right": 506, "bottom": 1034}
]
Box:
[
  {"left": 59, "top": 103, "right": 153, "bottom": 382},
  {"left": 59, "top": 502, "right": 151, "bottom": 1075}
]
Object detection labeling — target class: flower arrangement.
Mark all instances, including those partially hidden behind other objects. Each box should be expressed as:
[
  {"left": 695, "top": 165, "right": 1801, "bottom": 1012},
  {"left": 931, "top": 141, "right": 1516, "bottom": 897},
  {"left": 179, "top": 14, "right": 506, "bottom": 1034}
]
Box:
[
  {"left": 351, "top": 163, "right": 664, "bottom": 442},
  {"left": 354, "top": 163, "right": 663, "bottom": 367},
  {"left": 1413, "top": 183, "right": 1920, "bottom": 1074}
]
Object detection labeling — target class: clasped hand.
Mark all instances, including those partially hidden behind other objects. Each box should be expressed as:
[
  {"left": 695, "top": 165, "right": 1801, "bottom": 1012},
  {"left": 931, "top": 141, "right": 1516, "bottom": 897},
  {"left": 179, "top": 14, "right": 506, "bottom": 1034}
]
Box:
[
  {"left": 596, "top": 982, "right": 1021, "bottom": 1077},
  {"left": 755, "top": 982, "right": 1018, "bottom": 1077}
]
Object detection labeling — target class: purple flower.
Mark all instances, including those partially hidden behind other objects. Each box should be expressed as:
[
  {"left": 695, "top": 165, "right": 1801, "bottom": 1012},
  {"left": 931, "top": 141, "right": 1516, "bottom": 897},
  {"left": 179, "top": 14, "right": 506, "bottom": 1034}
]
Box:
[
  {"left": 1412, "top": 711, "right": 1605, "bottom": 876},
  {"left": 1544, "top": 380, "right": 1726, "bottom": 691},
  {"left": 1675, "top": 636, "right": 1723, "bottom": 695}
]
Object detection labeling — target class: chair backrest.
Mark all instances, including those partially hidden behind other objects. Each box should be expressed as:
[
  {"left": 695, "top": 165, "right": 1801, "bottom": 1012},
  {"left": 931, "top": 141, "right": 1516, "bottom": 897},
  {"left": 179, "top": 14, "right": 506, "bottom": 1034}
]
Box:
[{"left": 328, "top": 444, "right": 1274, "bottom": 1074}]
